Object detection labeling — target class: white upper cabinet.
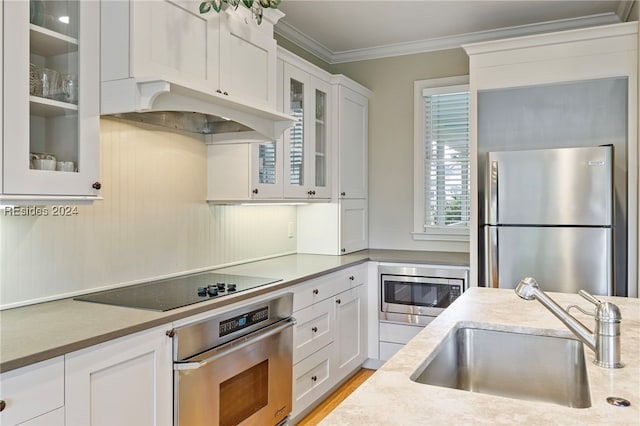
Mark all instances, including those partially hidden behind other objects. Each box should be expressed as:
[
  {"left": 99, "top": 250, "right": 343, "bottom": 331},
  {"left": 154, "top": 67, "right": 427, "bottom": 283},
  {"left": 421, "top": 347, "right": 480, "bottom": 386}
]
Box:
[
  {"left": 332, "top": 79, "right": 370, "bottom": 200},
  {"left": 206, "top": 139, "right": 285, "bottom": 201},
  {"left": 282, "top": 61, "right": 332, "bottom": 199},
  {"left": 219, "top": 7, "right": 278, "bottom": 108},
  {"left": 101, "top": 0, "right": 279, "bottom": 109},
  {"left": 2, "top": 0, "right": 101, "bottom": 203}
]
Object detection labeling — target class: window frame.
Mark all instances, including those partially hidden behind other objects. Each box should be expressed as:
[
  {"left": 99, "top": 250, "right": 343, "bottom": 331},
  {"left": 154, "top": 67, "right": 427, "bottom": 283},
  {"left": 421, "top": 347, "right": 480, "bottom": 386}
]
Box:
[{"left": 413, "top": 75, "right": 470, "bottom": 242}]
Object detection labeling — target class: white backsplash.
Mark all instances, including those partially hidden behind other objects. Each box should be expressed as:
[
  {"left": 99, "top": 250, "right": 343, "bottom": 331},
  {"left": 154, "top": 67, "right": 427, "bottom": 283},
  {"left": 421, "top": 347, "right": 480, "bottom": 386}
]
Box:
[{"left": 0, "top": 118, "right": 297, "bottom": 309}]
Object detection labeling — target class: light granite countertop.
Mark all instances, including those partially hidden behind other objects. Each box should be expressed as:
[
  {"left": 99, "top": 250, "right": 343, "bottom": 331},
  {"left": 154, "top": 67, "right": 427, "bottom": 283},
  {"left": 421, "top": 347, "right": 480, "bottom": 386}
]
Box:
[
  {"left": 320, "top": 287, "right": 640, "bottom": 425},
  {"left": 0, "top": 250, "right": 468, "bottom": 373}
]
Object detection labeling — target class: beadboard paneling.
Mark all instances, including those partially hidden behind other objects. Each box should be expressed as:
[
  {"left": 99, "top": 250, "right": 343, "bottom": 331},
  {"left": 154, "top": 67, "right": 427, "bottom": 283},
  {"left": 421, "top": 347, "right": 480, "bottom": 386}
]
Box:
[{"left": 0, "top": 118, "right": 296, "bottom": 308}]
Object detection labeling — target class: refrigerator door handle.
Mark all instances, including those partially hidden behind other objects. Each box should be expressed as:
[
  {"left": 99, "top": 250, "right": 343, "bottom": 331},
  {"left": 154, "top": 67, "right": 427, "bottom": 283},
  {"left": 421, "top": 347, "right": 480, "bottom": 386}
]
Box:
[
  {"left": 486, "top": 227, "right": 499, "bottom": 288},
  {"left": 489, "top": 160, "right": 498, "bottom": 224}
]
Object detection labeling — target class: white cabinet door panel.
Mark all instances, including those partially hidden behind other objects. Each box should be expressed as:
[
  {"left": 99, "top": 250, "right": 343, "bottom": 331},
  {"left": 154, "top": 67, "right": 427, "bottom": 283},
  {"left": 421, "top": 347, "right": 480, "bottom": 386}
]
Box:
[
  {"left": 335, "top": 285, "right": 367, "bottom": 376},
  {"left": 65, "top": 325, "right": 172, "bottom": 426}
]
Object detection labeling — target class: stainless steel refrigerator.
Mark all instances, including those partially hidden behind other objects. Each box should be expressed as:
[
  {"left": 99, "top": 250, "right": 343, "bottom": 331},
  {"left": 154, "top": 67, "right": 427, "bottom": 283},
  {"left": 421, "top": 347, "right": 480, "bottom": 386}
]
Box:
[{"left": 480, "top": 145, "right": 614, "bottom": 295}]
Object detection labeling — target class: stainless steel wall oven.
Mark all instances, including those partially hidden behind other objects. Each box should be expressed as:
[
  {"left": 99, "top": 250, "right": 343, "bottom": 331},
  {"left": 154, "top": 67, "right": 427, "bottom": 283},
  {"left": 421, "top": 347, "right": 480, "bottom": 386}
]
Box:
[
  {"left": 171, "top": 294, "right": 295, "bottom": 426},
  {"left": 380, "top": 265, "right": 468, "bottom": 326}
]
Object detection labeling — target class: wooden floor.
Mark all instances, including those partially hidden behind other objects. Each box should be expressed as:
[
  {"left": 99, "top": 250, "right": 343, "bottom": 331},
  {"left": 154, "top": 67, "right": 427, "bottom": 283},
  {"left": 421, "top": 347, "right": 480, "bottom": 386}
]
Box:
[{"left": 296, "top": 368, "right": 376, "bottom": 426}]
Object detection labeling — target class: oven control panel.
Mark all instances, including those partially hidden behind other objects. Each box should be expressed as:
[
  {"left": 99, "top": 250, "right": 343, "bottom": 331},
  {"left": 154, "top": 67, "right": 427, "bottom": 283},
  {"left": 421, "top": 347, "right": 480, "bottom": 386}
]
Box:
[{"left": 219, "top": 307, "right": 269, "bottom": 337}]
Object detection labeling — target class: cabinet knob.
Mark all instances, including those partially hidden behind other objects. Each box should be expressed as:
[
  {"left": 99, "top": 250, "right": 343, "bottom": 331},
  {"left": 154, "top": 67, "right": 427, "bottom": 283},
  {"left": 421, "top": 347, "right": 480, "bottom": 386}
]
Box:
[
  {"left": 336, "top": 299, "right": 341, "bottom": 304},
  {"left": 349, "top": 276, "right": 355, "bottom": 281},
  {"left": 223, "top": 91, "right": 229, "bottom": 96},
  {"left": 341, "top": 248, "right": 346, "bottom": 253},
  {"left": 0, "top": 400, "right": 5, "bottom": 412},
  {"left": 340, "top": 192, "right": 346, "bottom": 197},
  {"left": 313, "top": 289, "right": 319, "bottom": 295},
  {"left": 312, "top": 326, "right": 318, "bottom": 333},
  {"left": 311, "top": 376, "right": 318, "bottom": 382},
  {"left": 216, "top": 89, "right": 222, "bottom": 94},
  {"left": 252, "top": 188, "right": 259, "bottom": 195},
  {"left": 92, "top": 182, "right": 102, "bottom": 190}
]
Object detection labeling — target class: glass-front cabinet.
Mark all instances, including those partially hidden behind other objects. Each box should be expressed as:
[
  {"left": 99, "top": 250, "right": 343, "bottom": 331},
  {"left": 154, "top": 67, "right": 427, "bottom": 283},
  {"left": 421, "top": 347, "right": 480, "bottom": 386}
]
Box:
[
  {"left": 2, "top": 0, "right": 100, "bottom": 202},
  {"left": 283, "top": 63, "right": 331, "bottom": 199},
  {"left": 250, "top": 138, "right": 284, "bottom": 199}
]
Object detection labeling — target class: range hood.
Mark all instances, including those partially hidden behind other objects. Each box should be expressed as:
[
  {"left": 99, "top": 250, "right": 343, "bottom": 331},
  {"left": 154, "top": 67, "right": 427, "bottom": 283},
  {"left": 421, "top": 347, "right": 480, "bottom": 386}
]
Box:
[{"left": 101, "top": 77, "right": 296, "bottom": 141}]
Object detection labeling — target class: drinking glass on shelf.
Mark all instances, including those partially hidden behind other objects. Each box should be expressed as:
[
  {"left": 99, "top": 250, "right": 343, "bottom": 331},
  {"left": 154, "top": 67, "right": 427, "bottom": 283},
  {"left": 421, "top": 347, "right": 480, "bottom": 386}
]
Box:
[
  {"left": 61, "top": 74, "right": 78, "bottom": 104},
  {"left": 41, "top": 68, "right": 61, "bottom": 100}
]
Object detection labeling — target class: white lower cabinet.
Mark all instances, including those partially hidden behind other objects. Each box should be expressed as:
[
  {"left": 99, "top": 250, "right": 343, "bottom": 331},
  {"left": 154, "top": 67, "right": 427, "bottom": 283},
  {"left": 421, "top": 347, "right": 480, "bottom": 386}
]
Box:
[
  {"left": 291, "top": 264, "right": 368, "bottom": 421},
  {"left": 0, "top": 356, "right": 64, "bottom": 426},
  {"left": 65, "top": 325, "right": 173, "bottom": 426},
  {"left": 335, "top": 285, "right": 367, "bottom": 377},
  {"left": 292, "top": 342, "right": 335, "bottom": 419},
  {"left": 378, "top": 321, "right": 425, "bottom": 361}
]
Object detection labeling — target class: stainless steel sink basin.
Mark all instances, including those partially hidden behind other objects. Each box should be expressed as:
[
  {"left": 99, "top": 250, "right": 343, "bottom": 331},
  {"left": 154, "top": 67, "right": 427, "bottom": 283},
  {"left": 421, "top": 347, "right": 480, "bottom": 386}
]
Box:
[{"left": 411, "top": 327, "right": 591, "bottom": 408}]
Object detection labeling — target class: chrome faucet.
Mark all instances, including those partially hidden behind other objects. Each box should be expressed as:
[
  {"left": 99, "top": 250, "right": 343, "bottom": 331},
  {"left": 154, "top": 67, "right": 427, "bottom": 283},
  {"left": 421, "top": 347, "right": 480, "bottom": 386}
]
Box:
[{"left": 515, "top": 277, "right": 623, "bottom": 369}]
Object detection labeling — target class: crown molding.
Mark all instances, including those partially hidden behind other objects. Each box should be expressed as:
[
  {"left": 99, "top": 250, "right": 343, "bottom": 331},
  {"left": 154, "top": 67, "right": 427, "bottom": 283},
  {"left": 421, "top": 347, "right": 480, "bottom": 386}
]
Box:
[
  {"left": 275, "top": 12, "right": 621, "bottom": 65},
  {"left": 274, "top": 20, "right": 335, "bottom": 64}
]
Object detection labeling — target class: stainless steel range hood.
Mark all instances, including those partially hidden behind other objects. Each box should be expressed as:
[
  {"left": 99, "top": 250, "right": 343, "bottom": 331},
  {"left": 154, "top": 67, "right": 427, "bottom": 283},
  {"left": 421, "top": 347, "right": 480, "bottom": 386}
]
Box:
[{"left": 101, "top": 78, "right": 296, "bottom": 141}]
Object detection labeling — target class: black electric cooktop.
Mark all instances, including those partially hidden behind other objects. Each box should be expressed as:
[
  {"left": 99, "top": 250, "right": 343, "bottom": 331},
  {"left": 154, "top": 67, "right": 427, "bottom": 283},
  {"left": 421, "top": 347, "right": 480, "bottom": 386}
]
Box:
[{"left": 74, "top": 273, "right": 282, "bottom": 311}]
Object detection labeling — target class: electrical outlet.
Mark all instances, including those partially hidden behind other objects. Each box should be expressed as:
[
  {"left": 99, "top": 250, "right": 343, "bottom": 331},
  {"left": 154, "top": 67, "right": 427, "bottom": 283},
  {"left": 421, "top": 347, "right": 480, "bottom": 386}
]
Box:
[{"left": 288, "top": 222, "right": 295, "bottom": 238}]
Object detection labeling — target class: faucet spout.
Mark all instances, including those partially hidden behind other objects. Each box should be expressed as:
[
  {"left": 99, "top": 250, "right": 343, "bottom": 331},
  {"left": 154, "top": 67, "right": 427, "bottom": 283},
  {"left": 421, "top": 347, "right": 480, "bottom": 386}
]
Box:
[
  {"left": 515, "top": 277, "right": 595, "bottom": 351},
  {"left": 514, "top": 277, "right": 623, "bottom": 368}
]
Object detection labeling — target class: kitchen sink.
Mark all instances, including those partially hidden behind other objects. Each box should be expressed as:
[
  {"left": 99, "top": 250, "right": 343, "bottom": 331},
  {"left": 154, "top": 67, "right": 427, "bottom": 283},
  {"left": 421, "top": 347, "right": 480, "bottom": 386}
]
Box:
[{"left": 411, "top": 327, "right": 591, "bottom": 408}]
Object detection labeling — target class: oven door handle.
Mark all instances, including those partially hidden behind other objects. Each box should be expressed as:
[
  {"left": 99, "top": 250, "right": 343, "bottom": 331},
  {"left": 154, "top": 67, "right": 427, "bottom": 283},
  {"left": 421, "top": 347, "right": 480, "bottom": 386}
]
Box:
[{"left": 173, "top": 317, "right": 296, "bottom": 371}]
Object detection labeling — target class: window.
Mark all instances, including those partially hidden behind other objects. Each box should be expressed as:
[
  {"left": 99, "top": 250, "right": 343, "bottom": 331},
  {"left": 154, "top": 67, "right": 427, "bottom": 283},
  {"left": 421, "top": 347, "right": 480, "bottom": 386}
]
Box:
[{"left": 413, "top": 76, "right": 470, "bottom": 241}]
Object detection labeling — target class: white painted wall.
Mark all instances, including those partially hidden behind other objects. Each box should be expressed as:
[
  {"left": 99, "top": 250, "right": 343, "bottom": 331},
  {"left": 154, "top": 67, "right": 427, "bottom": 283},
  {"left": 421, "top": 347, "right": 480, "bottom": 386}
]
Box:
[{"left": 0, "top": 118, "right": 297, "bottom": 309}]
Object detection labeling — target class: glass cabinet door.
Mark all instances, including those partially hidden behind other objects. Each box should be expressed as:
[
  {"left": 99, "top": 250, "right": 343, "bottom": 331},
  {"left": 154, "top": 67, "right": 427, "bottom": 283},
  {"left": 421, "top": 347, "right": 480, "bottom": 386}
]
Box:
[
  {"left": 30, "top": 1, "right": 79, "bottom": 173},
  {"left": 250, "top": 139, "right": 283, "bottom": 199},
  {"left": 289, "top": 77, "right": 305, "bottom": 187},
  {"left": 314, "top": 88, "right": 327, "bottom": 190},
  {"left": 2, "top": 0, "right": 99, "bottom": 199},
  {"left": 283, "top": 63, "right": 332, "bottom": 199}
]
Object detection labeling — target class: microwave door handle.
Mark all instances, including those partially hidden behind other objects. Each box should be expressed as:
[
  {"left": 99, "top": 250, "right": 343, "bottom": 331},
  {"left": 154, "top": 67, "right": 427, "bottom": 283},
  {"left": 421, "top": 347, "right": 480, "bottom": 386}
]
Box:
[{"left": 174, "top": 317, "right": 296, "bottom": 371}]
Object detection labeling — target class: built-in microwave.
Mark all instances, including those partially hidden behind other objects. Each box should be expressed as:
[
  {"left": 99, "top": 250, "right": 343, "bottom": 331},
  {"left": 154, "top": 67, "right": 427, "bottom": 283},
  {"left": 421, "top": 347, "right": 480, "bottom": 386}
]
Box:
[{"left": 380, "top": 265, "right": 468, "bottom": 326}]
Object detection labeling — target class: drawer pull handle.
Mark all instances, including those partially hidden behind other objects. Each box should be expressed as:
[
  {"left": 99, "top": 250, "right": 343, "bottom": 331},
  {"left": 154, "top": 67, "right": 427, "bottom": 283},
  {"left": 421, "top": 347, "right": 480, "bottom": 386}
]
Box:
[
  {"left": 313, "top": 289, "right": 319, "bottom": 295},
  {"left": 0, "top": 400, "right": 5, "bottom": 412},
  {"left": 349, "top": 276, "right": 355, "bottom": 281},
  {"left": 312, "top": 326, "right": 318, "bottom": 333},
  {"left": 336, "top": 299, "right": 341, "bottom": 304},
  {"left": 311, "top": 376, "right": 318, "bottom": 382}
]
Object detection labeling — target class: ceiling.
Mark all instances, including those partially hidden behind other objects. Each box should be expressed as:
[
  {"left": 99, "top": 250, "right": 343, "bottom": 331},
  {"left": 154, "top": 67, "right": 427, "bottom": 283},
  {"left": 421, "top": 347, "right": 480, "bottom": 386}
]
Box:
[{"left": 274, "top": 1, "right": 636, "bottom": 64}]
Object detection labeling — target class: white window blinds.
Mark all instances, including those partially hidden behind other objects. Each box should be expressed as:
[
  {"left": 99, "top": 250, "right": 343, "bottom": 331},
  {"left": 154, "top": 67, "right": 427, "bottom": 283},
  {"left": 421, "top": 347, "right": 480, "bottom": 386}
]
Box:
[{"left": 423, "top": 90, "right": 470, "bottom": 228}]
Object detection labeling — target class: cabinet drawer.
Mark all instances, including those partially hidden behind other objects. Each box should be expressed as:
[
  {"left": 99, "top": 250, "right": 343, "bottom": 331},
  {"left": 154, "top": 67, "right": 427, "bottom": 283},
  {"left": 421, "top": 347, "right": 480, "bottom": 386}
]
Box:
[
  {"left": 0, "top": 357, "right": 64, "bottom": 426},
  {"left": 293, "top": 297, "right": 335, "bottom": 364},
  {"left": 379, "top": 322, "right": 424, "bottom": 345},
  {"left": 292, "top": 342, "right": 335, "bottom": 419},
  {"left": 340, "top": 263, "right": 367, "bottom": 288},
  {"left": 292, "top": 264, "right": 367, "bottom": 311},
  {"left": 293, "top": 273, "right": 345, "bottom": 312}
]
